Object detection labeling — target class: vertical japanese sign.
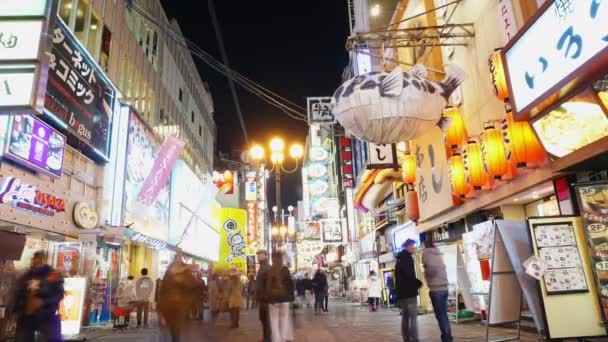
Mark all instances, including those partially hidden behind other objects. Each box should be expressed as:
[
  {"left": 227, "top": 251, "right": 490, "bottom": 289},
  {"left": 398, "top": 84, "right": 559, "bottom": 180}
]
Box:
[
  {"left": 0, "top": 0, "right": 55, "bottom": 115},
  {"left": 137, "top": 135, "right": 185, "bottom": 204},
  {"left": 245, "top": 175, "right": 257, "bottom": 201},
  {"left": 340, "top": 137, "right": 354, "bottom": 188},
  {"left": 44, "top": 20, "right": 116, "bottom": 159},
  {"left": 575, "top": 182, "right": 608, "bottom": 321},
  {"left": 504, "top": 0, "right": 608, "bottom": 117},
  {"left": 412, "top": 127, "right": 453, "bottom": 220},
  {"left": 216, "top": 208, "right": 247, "bottom": 274},
  {"left": 497, "top": 0, "right": 518, "bottom": 44},
  {"left": 366, "top": 142, "right": 398, "bottom": 169},
  {"left": 246, "top": 201, "right": 257, "bottom": 247},
  {"left": 307, "top": 97, "right": 335, "bottom": 124}
]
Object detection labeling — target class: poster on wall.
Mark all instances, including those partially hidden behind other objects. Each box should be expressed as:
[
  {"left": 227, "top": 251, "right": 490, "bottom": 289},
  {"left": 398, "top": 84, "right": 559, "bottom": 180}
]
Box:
[
  {"left": 575, "top": 182, "right": 608, "bottom": 320},
  {"left": 43, "top": 19, "right": 116, "bottom": 161},
  {"left": 321, "top": 219, "right": 344, "bottom": 244},
  {"left": 215, "top": 208, "right": 247, "bottom": 274},
  {"left": 3, "top": 115, "right": 66, "bottom": 178},
  {"left": 123, "top": 110, "right": 170, "bottom": 242}
]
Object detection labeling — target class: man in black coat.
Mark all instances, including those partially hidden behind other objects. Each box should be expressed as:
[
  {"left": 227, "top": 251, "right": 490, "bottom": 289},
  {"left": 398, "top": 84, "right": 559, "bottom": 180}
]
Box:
[
  {"left": 395, "top": 239, "right": 422, "bottom": 342},
  {"left": 255, "top": 249, "right": 271, "bottom": 342}
]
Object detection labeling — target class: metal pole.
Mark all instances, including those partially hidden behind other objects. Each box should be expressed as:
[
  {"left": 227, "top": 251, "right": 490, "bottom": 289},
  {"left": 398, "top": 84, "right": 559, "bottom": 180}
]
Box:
[{"left": 276, "top": 163, "right": 282, "bottom": 248}]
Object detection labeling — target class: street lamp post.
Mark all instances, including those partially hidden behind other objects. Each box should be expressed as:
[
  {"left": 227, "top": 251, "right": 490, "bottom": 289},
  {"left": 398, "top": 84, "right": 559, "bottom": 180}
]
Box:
[{"left": 250, "top": 138, "right": 303, "bottom": 253}]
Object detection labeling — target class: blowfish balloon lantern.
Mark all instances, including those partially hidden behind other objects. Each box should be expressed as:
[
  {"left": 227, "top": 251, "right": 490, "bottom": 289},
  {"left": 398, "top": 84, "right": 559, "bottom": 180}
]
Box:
[{"left": 332, "top": 64, "right": 466, "bottom": 144}]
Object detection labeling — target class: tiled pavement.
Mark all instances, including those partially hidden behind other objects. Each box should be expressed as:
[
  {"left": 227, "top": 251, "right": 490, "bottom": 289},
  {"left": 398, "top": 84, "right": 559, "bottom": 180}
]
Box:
[{"left": 73, "top": 299, "right": 547, "bottom": 341}]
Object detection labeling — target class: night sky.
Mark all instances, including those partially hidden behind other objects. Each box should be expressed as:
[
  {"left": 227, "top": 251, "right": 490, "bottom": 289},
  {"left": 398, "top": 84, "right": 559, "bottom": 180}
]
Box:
[{"left": 160, "top": 1, "right": 350, "bottom": 209}]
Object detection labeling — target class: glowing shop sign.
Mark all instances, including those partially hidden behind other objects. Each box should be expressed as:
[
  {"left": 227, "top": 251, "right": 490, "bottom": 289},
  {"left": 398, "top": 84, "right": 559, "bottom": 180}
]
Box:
[
  {"left": 131, "top": 233, "right": 167, "bottom": 250},
  {"left": 0, "top": 21, "right": 44, "bottom": 60},
  {"left": 0, "top": 176, "right": 66, "bottom": 216},
  {"left": 504, "top": 0, "right": 608, "bottom": 115}
]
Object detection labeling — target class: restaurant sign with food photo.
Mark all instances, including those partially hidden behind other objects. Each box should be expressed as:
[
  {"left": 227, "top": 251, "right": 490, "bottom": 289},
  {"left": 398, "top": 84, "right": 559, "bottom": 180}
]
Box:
[
  {"left": 575, "top": 182, "right": 608, "bottom": 321},
  {"left": 3, "top": 115, "right": 66, "bottom": 178}
]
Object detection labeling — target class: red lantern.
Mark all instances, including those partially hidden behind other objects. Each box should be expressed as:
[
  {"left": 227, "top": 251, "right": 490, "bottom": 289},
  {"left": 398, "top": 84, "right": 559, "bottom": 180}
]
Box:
[
  {"left": 402, "top": 153, "right": 416, "bottom": 185},
  {"left": 481, "top": 125, "right": 508, "bottom": 180},
  {"left": 464, "top": 140, "right": 488, "bottom": 190},
  {"left": 444, "top": 107, "right": 467, "bottom": 149},
  {"left": 407, "top": 189, "right": 420, "bottom": 222},
  {"left": 489, "top": 49, "right": 509, "bottom": 101},
  {"left": 503, "top": 113, "right": 545, "bottom": 168},
  {"left": 449, "top": 153, "right": 470, "bottom": 198}
]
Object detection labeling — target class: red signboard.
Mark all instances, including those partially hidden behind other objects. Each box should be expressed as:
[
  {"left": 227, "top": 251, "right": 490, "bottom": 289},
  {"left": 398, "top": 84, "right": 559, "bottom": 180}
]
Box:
[{"left": 340, "top": 138, "right": 354, "bottom": 188}]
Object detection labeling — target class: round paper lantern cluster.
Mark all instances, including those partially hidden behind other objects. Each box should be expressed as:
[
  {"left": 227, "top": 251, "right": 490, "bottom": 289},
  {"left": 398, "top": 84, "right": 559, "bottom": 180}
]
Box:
[
  {"left": 402, "top": 153, "right": 416, "bottom": 185},
  {"left": 449, "top": 153, "right": 470, "bottom": 198},
  {"left": 502, "top": 112, "right": 545, "bottom": 168},
  {"left": 489, "top": 49, "right": 509, "bottom": 101}
]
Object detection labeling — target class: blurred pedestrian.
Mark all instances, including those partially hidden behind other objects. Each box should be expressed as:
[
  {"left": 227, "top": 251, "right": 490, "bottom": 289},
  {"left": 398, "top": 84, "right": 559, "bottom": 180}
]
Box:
[
  {"left": 13, "top": 251, "right": 64, "bottom": 342},
  {"left": 266, "top": 251, "right": 294, "bottom": 342},
  {"left": 115, "top": 275, "right": 136, "bottom": 326},
  {"left": 256, "top": 250, "right": 271, "bottom": 342},
  {"left": 208, "top": 274, "right": 222, "bottom": 324},
  {"left": 227, "top": 267, "right": 244, "bottom": 328},
  {"left": 247, "top": 273, "right": 257, "bottom": 310},
  {"left": 303, "top": 275, "right": 314, "bottom": 309},
  {"left": 295, "top": 277, "right": 305, "bottom": 307},
  {"left": 312, "top": 269, "right": 327, "bottom": 314},
  {"left": 395, "top": 239, "right": 422, "bottom": 342},
  {"left": 422, "top": 240, "right": 453, "bottom": 342},
  {"left": 367, "top": 270, "right": 382, "bottom": 312},
  {"left": 135, "top": 268, "right": 153, "bottom": 328},
  {"left": 193, "top": 273, "right": 207, "bottom": 320},
  {"left": 158, "top": 257, "right": 200, "bottom": 342}
]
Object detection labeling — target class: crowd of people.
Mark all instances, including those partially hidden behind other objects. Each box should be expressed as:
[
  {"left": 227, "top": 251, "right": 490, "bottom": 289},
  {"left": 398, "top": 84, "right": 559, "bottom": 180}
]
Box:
[{"left": 7, "top": 238, "right": 451, "bottom": 342}]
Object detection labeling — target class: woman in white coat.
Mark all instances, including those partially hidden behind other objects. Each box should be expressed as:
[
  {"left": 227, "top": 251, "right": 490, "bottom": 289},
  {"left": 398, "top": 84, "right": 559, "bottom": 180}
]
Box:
[{"left": 367, "top": 270, "right": 382, "bottom": 312}]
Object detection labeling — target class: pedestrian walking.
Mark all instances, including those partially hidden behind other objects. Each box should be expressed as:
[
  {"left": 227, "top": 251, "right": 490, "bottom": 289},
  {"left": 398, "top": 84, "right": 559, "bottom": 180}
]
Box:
[
  {"left": 208, "top": 274, "right": 222, "bottom": 324},
  {"left": 158, "top": 257, "right": 200, "bottom": 342},
  {"left": 295, "top": 277, "right": 305, "bottom": 308},
  {"left": 312, "top": 270, "right": 327, "bottom": 314},
  {"left": 247, "top": 273, "right": 257, "bottom": 310},
  {"left": 303, "top": 275, "right": 314, "bottom": 309},
  {"left": 227, "top": 267, "right": 244, "bottom": 328},
  {"left": 255, "top": 249, "right": 272, "bottom": 342},
  {"left": 135, "top": 268, "right": 154, "bottom": 328},
  {"left": 266, "top": 251, "right": 294, "bottom": 342},
  {"left": 193, "top": 273, "right": 207, "bottom": 320},
  {"left": 367, "top": 270, "right": 382, "bottom": 312},
  {"left": 422, "top": 240, "right": 453, "bottom": 342},
  {"left": 395, "top": 239, "right": 422, "bottom": 342},
  {"left": 12, "top": 251, "right": 64, "bottom": 342}
]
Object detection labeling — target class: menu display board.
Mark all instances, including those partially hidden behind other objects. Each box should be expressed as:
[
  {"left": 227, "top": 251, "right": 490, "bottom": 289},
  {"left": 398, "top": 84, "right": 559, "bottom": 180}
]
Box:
[
  {"left": 575, "top": 181, "right": 608, "bottom": 320},
  {"left": 44, "top": 19, "right": 115, "bottom": 161},
  {"left": 3, "top": 115, "right": 65, "bottom": 178},
  {"left": 60, "top": 277, "right": 86, "bottom": 336},
  {"left": 531, "top": 221, "right": 588, "bottom": 295}
]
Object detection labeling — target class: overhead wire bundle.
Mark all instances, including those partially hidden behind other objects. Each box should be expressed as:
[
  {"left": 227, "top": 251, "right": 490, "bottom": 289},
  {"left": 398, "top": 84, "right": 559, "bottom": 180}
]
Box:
[{"left": 129, "top": 1, "right": 309, "bottom": 124}]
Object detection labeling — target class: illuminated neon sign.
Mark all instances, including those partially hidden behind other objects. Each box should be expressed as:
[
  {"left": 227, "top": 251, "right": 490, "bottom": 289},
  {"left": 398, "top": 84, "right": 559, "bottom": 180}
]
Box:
[{"left": 0, "top": 176, "right": 66, "bottom": 216}]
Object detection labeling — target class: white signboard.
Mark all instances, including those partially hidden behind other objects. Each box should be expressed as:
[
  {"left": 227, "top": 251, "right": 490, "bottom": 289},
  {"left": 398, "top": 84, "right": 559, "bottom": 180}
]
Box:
[
  {"left": 0, "top": 21, "right": 44, "bottom": 60},
  {"left": 0, "top": 0, "right": 49, "bottom": 17},
  {"left": 321, "top": 219, "right": 344, "bottom": 244},
  {"left": 505, "top": 0, "right": 608, "bottom": 113},
  {"left": 0, "top": 70, "right": 36, "bottom": 106},
  {"left": 60, "top": 277, "right": 86, "bottom": 336},
  {"left": 497, "top": 0, "right": 518, "bottom": 44},
  {"left": 367, "top": 142, "right": 398, "bottom": 169},
  {"left": 245, "top": 180, "right": 257, "bottom": 201},
  {"left": 307, "top": 97, "right": 335, "bottom": 124}
]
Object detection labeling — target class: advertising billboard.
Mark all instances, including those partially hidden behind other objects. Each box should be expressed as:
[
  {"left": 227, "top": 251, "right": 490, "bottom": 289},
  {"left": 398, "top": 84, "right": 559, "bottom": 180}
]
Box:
[
  {"left": 123, "top": 110, "right": 170, "bottom": 242},
  {"left": 43, "top": 20, "right": 116, "bottom": 161},
  {"left": 3, "top": 115, "right": 65, "bottom": 178},
  {"left": 215, "top": 207, "right": 247, "bottom": 274}
]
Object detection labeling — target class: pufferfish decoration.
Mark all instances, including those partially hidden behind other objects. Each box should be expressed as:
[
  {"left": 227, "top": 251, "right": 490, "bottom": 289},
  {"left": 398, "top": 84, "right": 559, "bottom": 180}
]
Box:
[{"left": 331, "top": 64, "right": 466, "bottom": 144}]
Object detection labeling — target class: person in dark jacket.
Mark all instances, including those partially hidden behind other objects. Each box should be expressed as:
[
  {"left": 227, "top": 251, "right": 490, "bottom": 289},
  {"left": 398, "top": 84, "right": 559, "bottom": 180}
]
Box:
[
  {"left": 255, "top": 249, "right": 271, "bottom": 342},
  {"left": 266, "top": 251, "right": 294, "bottom": 342},
  {"left": 13, "top": 251, "right": 64, "bottom": 342},
  {"left": 312, "top": 270, "right": 328, "bottom": 314},
  {"left": 395, "top": 239, "right": 422, "bottom": 342}
]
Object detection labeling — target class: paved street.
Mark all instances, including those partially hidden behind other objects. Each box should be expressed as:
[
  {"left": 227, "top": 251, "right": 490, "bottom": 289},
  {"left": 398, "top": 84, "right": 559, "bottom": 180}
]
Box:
[{"left": 75, "top": 299, "right": 540, "bottom": 341}]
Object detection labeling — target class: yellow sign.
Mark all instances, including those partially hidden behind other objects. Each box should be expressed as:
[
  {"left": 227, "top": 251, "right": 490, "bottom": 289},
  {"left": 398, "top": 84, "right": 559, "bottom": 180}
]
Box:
[{"left": 214, "top": 208, "right": 247, "bottom": 274}]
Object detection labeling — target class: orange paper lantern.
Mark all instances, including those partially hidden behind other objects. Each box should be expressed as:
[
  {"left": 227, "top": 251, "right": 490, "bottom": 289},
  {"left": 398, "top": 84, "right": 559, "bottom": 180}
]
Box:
[
  {"left": 444, "top": 107, "right": 467, "bottom": 149},
  {"left": 481, "top": 125, "right": 508, "bottom": 180},
  {"left": 402, "top": 153, "right": 416, "bottom": 185},
  {"left": 407, "top": 189, "right": 420, "bottom": 222},
  {"left": 449, "top": 153, "right": 470, "bottom": 198},
  {"left": 489, "top": 49, "right": 509, "bottom": 100},
  {"left": 503, "top": 113, "right": 545, "bottom": 168},
  {"left": 464, "top": 140, "right": 488, "bottom": 190}
]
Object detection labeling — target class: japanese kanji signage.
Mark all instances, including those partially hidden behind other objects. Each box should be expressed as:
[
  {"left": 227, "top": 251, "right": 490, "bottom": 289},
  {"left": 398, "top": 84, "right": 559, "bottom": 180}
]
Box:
[
  {"left": 366, "top": 142, "right": 398, "bottom": 169},
  {"left": 44, "top": 20, "right": 116, "bottom": 160},
  {"left": 340, "top": 137, "right": 354, "bottom": 189},
  {"left": 497, "top": 0, "right": 518, "bottom": 45},
  {"left": 0, "top": 0, "right": 56, "bottom": 116},
  {"left": 0, "top": 176, "right": 66, "bottom": 217},
  {"left": 307, "top": 97, "right": 335, "bottom": 124},
  {"left": 504, "top": 0, "right": 608, "bottom": 118},
  {"left": 246, "top": 201, "right": 257, "bottom": 246},
  {"left": 412, "top": 127, "right": 453, "bottom": 220}
]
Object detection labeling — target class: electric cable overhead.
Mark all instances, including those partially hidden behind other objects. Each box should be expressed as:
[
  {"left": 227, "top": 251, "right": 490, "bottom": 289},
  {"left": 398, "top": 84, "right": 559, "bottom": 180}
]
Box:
[{"left": 129, "top": 1, "right": 308, "bottom": 122}]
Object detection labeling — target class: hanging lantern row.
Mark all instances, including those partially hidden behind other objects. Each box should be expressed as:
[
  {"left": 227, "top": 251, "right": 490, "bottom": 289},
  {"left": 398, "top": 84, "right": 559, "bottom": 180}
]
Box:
[
  {"left": 489, "top": 49, "right": 509, "bottom": 101},
  {"left": 444, "top": 106, "right": 467, "bottom": 149}
]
